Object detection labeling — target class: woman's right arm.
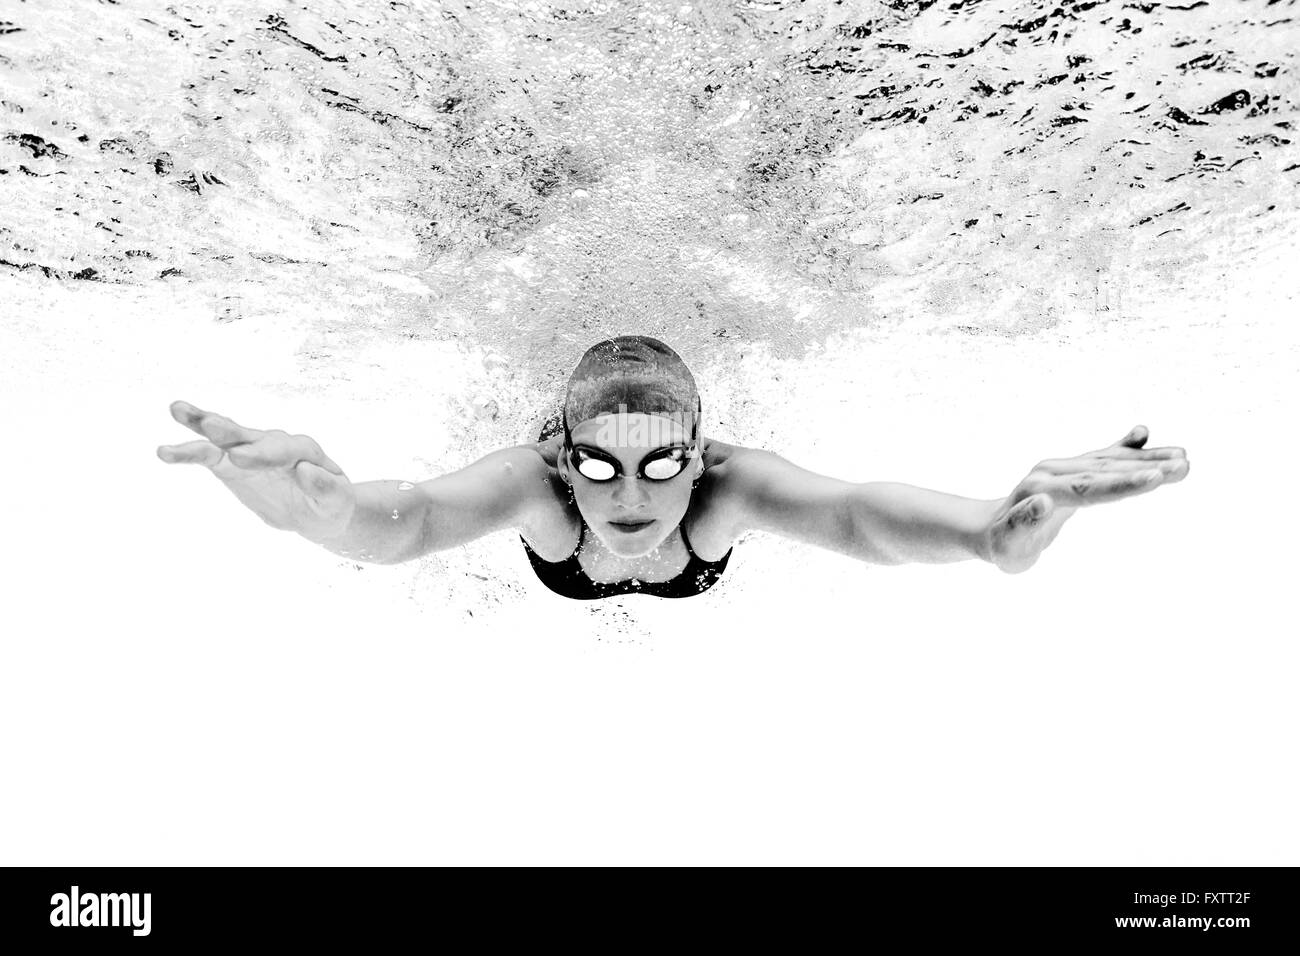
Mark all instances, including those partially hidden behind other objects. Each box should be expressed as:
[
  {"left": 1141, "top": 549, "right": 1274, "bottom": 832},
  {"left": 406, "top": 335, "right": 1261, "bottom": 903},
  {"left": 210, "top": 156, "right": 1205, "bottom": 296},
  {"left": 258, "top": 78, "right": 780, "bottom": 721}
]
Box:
[
  {"left": 158, "top": 401, "right": 559, "bottom": 565},
  {"left": 374, "top": 445, "right": 561, "bottom": 563}
]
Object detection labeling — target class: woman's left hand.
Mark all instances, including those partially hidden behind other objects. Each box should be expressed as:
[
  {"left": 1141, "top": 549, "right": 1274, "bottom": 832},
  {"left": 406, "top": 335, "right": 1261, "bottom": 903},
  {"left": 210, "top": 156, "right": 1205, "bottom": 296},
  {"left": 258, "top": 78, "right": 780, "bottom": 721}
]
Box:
[{"left": 984, "top": 425, "right": 1190, "bottom": 574}]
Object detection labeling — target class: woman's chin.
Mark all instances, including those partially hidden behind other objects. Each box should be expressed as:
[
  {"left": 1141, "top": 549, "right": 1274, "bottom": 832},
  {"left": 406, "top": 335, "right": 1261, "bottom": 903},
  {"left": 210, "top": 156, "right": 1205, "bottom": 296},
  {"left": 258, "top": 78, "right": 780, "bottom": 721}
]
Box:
[{"left": 595, "top": 523, "right": 667, "bottom": 557}]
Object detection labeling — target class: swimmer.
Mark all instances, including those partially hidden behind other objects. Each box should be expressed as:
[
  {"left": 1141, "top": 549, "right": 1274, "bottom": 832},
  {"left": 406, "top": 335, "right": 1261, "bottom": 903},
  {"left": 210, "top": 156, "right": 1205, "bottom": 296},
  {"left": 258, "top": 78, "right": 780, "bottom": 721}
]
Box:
[{"left": 157, "top": 335, "right": 1189, "bottom": 599}]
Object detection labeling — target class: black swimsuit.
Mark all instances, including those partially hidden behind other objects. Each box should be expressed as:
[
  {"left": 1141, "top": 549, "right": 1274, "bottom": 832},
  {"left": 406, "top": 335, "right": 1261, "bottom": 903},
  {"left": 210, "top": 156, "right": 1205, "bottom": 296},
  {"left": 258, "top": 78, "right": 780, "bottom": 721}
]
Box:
[{"left": 520, "top": 518, "right": 732, "bottom": 600}]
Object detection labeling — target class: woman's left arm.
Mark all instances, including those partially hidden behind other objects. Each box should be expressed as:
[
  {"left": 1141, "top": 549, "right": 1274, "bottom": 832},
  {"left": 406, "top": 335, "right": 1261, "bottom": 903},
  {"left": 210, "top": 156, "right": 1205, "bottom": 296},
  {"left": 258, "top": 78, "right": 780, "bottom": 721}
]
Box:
[{"left": 722, "top": 425, "right": 1189, "bottom": 573}]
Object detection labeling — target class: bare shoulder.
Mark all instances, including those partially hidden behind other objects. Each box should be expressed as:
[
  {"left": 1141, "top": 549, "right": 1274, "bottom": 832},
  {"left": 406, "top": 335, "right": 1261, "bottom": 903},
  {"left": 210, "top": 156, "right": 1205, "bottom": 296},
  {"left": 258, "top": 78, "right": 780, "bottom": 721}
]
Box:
[
  {"left": 684, "top": 440, "right": 777, "bottom": 555},
  {"left": 481, "top": 442, "right": 569, "bottom": 514},
  {"left": 699, "top": 435, "right": 748, "bottom": 469},
  {"left": 697, "top": 442, "right": 782, "bottom": 507},
  {"left": 488, "top": 441, "right": 578, "bottom": 554},
  {"left": 523, "top": 433, "right": 565, "bottom": 469},
  {"left": 693, "top": 442, "right": 854, "bottom": 539}
]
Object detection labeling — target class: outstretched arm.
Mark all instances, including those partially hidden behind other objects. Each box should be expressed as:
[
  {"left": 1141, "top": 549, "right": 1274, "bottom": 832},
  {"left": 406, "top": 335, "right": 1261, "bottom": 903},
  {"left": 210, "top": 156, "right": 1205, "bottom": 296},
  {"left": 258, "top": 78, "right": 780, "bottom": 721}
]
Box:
[
  {"left": 725, "top": 425, "right": 1188, "bottom": 572},
  {"left": 158, "top": 400, "right": 559, "bottom": 566},
  {"left": 723, "top": 452, "right": 1002, "bottom": 566},
  {"left": 316, "top": 446, "right": 555, "bottom": 565}
]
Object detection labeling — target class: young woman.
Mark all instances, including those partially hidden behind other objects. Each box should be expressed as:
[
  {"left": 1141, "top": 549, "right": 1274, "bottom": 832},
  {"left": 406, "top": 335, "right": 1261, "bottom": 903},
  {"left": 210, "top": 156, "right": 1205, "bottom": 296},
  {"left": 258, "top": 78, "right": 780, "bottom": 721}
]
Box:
[{"left": 157, "top": 335, "right": 1189, "bottom": 599}]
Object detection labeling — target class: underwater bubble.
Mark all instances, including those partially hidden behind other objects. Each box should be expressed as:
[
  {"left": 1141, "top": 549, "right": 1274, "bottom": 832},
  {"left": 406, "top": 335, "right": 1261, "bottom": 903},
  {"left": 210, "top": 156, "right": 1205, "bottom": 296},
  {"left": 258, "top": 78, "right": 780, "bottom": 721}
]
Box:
[{"left": 472, "top": 396, "right": 500, "bottom": 421}]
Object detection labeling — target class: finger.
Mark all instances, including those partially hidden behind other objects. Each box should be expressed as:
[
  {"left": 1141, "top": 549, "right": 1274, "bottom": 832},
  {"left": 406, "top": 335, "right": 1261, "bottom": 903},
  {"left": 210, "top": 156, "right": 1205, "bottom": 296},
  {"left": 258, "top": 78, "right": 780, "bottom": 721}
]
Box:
[
  {"left": 169, "top": 400, "right": 265, "bottom": 448},
  {"left": 226, "top": 432, "right": 293, "bottom": 469},
  {"left": 228, "top": 433, "right": 343, "bottom": 474},
  {"left": 1036, "top": 467, "right": 1166, "bottom": 506},
  {"left": 1082, "top": 425, "right": 1150, "bottom": 457},
  {"left": 1043, "top": 456, "right": 1191, "bottom": 486},
  {"left": 157, "top": 440, "right": 224, "bottom": 467},
  {"left": 1119, "top": 425, "right": 1149, "bottom": 449},
  {"left": 1047, "top": 455, "right": 1190, "bottom": 486},
  {"left": 1098, "top": 445, "right": 1185, "bottom": 460},
  {"left": 289, "top": 435, "right": 344, "bottom": 476},
  {"left": 306, "top": 442, "right": 345, "bottom": 476},
  {"left": 1035, "top": 453, "right": 1185, "bottom": 475}
]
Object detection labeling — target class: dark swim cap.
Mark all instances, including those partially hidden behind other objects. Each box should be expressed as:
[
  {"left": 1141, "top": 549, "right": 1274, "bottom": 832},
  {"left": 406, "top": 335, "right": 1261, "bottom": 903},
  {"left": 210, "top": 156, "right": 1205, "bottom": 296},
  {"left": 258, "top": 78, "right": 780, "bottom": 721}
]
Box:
[{"left": 564, "top": 335, "right": 700, "bottom": 429}]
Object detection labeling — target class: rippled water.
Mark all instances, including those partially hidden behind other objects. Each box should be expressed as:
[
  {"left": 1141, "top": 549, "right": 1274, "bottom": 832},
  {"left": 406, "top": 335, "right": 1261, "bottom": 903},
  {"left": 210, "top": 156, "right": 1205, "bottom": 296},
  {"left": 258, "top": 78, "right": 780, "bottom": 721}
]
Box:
[{"left": 3, "top": 0, "right": 1296, "bottom": 374}]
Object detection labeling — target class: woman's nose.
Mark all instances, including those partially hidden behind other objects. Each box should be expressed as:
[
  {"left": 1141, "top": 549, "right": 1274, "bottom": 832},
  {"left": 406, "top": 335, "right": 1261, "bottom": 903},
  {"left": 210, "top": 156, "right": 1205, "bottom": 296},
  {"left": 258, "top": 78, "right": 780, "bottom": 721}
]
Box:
[{"left": 610, "top": 475, "right": 650, "bottom": 507}]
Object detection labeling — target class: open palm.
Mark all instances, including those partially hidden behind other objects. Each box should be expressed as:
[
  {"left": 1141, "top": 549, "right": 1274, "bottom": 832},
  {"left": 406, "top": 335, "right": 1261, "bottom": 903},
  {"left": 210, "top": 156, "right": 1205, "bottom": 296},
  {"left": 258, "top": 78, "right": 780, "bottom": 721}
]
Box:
[
  {"left": 157, "top": 400, "right": 355, "bottom": 540},
  {"left": 986, "top": 425, "right": 1189, "bottom": 574}
]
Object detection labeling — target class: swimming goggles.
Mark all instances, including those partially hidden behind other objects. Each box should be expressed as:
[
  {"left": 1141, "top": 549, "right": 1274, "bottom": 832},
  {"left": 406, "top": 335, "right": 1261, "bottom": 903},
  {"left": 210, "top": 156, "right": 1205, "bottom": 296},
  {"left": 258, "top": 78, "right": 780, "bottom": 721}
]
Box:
[{"left": 562, "top": 399, "right": 701, "bottom": 483}]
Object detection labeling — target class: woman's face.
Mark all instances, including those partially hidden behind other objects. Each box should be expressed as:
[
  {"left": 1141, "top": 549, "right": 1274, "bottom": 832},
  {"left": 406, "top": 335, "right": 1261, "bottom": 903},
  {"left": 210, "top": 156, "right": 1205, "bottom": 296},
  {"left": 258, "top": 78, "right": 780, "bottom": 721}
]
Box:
[{"left": 561, "top": 412, "right": 703, "bottom": 558}]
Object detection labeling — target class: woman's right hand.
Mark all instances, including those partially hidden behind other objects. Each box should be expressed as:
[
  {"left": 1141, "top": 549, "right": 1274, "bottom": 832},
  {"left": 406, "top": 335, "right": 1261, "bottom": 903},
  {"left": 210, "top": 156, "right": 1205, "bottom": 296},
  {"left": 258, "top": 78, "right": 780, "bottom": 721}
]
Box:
[{"left": 157, "top": 400, "right": 356, "bottom": 542}]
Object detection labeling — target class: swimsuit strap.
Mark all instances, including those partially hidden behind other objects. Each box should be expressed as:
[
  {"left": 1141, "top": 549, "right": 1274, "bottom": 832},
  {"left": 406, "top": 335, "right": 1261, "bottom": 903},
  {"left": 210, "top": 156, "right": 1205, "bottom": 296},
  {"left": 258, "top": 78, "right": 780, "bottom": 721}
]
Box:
[{"left": 573, "top": 514, "right": 587, "bottom": 560}]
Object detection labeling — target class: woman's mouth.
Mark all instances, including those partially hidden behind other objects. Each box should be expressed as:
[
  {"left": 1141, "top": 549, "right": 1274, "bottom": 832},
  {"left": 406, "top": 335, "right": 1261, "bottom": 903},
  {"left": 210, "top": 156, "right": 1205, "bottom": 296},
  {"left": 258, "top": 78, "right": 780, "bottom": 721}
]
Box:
[{"left": 609, "top": 518, "right": 655, "bottom": 533}]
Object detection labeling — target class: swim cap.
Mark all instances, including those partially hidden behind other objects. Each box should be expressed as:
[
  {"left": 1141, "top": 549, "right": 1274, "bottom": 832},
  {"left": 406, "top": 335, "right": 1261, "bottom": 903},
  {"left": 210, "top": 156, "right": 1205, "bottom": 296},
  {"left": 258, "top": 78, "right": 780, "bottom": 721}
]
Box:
[{"left": 564, "top": 335, "right": 701, "bottom": 430}]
